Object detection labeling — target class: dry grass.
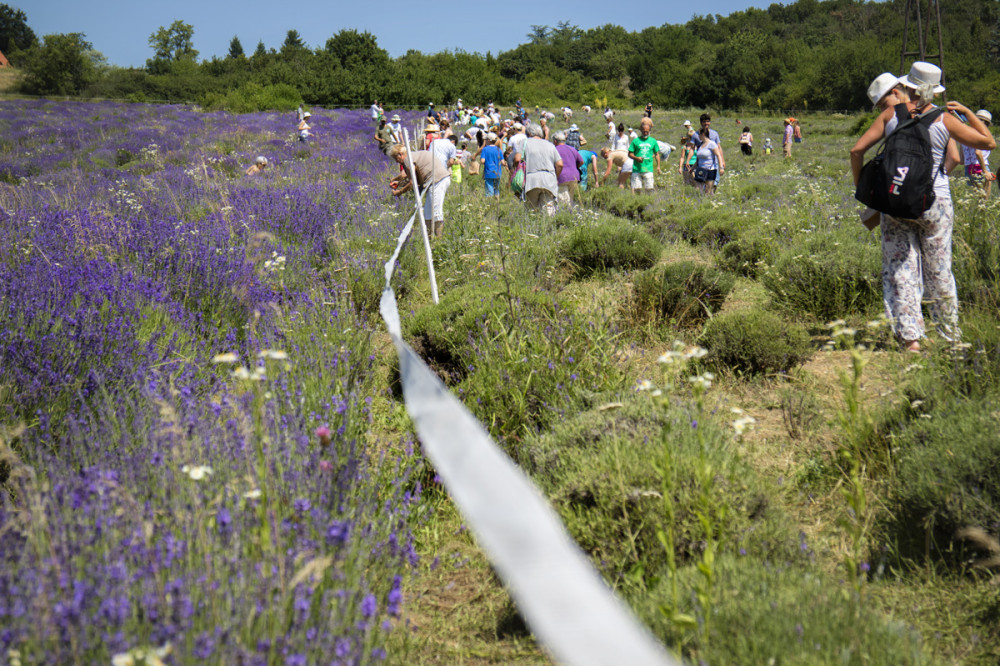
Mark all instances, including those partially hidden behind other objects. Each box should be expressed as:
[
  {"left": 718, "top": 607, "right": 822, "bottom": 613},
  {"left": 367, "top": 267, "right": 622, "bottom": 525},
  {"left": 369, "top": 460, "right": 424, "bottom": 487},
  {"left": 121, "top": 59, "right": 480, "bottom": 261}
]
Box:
[{"left": 0, "top": 68, "right": 20, "bottom": 93}]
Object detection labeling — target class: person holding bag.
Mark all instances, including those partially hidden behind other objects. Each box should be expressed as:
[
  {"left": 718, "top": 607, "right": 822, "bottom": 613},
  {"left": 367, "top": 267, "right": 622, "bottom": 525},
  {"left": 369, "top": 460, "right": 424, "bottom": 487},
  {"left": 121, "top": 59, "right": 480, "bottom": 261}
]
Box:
[
  {"left": 693, "top": 127, "right": 724, "bottom": 194},
  {"left": 850, "top": 62, "right": 995, "bottom": 352}
]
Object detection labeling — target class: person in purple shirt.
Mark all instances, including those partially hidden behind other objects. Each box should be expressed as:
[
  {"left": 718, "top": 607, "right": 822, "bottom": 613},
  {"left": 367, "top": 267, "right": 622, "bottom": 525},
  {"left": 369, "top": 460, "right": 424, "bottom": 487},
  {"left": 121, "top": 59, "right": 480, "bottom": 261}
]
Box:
[{"left": 553, "top": 131, "right": 583, "bottom": 207}]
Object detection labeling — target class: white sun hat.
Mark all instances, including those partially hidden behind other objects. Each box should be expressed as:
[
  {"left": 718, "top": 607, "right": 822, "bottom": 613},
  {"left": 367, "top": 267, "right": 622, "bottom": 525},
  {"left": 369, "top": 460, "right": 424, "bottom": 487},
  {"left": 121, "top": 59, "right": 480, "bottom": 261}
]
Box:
[
  {"left": 867, "top": 72, "right": 900, "bottom": 109},
  {"left": 975, "top": 109, "right": 993, "bottom": 125},
  {"left": 898, "top": 61, "right": 945, "bottom": 95}
]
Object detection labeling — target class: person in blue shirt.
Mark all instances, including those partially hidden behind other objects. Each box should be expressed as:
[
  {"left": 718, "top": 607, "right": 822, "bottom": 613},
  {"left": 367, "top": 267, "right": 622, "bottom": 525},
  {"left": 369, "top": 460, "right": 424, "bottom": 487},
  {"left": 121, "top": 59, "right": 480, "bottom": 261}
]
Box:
[
  {"left": 479, "top": 134, "right": 504, "bottom": 197},
  {"left": 578, "top": 148, "right": 598, "bottom": 191}
]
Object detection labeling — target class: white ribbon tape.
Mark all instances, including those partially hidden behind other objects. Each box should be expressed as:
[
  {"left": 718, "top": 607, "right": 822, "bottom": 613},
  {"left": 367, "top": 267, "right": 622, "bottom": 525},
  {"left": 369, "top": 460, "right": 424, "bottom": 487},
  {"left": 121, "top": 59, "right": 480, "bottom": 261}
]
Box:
[{"left": 379, "top": 212, "right": 677, "bottom": 666}]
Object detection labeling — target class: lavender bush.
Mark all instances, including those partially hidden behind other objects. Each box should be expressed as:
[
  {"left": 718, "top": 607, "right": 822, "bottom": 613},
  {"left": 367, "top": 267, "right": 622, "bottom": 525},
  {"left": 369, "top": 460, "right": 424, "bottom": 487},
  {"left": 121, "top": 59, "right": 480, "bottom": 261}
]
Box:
[{"left": 0, "top": 100, "right": 424, "bottom": 664}]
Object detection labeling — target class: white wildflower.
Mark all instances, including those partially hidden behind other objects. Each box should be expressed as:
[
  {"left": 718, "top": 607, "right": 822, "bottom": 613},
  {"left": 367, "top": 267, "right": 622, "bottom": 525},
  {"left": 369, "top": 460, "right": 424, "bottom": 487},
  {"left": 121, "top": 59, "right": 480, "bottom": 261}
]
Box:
[
  {"left": 181, "top": 465, "right": 213, "bottom": 481},
  {"left": 212, "top": 352, "right": 239, "bottom": 364}
]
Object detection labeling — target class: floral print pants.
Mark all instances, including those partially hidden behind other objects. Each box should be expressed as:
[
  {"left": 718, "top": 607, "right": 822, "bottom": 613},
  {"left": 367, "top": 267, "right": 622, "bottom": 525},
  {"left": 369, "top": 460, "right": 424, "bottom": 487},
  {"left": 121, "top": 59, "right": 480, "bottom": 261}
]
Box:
[{"left": 881, "top": 198, "right": 959, "bottom": 342}]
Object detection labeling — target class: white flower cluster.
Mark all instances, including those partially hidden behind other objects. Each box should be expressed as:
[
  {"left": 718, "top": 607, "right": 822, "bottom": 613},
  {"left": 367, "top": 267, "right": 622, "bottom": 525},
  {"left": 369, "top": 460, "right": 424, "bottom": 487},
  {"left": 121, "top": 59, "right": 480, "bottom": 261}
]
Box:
[
  {"left": 108, "top": 179, "right": 143, "bottom": 213},
  {"left": 112, "top": 643, "right": 172, "bottom": 666},
  {"left": 658, "top": 341, "right": 708, "bottom": 365},
  {"left": 730, "top": 407, "right": 757, "bottom": 435},
  {"left": 264, "top": 251, "right": 286, "bottom": 273},
  {"left": 140, "top": 143, "right": 159, "bottom": 160},
  {"left": 181, "top": 464, "right": 213, "bottom": 481}
]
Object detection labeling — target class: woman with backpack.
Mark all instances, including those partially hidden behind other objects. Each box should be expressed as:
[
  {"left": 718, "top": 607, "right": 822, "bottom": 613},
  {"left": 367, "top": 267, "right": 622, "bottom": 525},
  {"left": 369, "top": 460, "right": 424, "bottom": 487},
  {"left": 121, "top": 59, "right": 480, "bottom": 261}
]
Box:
[{"left": 850, "top": 62, "right": 995, "bottom": 352}]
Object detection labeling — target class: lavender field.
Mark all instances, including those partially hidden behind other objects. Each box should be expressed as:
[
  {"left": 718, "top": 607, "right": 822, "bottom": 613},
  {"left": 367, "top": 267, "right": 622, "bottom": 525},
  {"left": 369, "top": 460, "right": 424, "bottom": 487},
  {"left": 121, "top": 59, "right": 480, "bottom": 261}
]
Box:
[{"left": 0, "top": 101, "right": 426, "bottom": 664}]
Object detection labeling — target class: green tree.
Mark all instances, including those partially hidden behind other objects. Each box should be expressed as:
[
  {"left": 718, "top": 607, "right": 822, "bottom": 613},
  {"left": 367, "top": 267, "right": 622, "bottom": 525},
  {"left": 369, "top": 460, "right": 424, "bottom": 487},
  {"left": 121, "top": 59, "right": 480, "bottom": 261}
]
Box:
[
  {"left": 324, "top": 29, "right": 389, "bottom": 70},
  {"left": 281, "top": 30, "right": 305, "bottom": 52},
  {"left": 253, "top": 40, "right": 267, "bottom": 58},
  {"left": 227, "top": 36, "right": 244, "bottom": 59},
  {"left": 526, "top": 25, "right": 550, "bottom": 45},
  {"left": 148, "top": 20, "right": 198, "bottom": 63},
  {"left": 0, "top": 3, "right": 36, "bottom": 55},
  {"left": 18, "top": 33, "right": 102, "bottom": 95}
]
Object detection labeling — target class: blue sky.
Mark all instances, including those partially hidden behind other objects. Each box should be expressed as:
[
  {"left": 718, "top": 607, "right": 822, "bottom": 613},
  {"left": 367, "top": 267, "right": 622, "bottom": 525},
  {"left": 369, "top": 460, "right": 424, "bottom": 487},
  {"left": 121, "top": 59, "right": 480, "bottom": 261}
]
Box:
[{"left": 16, "top": 0, "right": 771, "bottom": 68}]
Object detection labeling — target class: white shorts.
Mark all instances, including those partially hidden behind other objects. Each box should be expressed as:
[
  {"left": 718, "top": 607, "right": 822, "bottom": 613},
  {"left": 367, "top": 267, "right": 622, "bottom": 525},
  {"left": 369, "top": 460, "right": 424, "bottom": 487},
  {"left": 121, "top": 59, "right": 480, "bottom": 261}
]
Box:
[
  {"left": 424, "top": 177, "right": 450, "bottom": 221},
  {"left": 621, "top": 158, "right": 634, "bottom": 174},
  {"left": 630, "top": 171, "right": 654, "bottom": 190}
]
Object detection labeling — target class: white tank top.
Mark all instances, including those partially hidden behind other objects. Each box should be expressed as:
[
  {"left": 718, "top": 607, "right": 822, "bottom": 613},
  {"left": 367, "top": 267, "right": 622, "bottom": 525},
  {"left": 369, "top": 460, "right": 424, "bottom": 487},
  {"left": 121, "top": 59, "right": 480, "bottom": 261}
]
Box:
[{"left": 884, "top": 107, "right": 951, "bottom": 200}]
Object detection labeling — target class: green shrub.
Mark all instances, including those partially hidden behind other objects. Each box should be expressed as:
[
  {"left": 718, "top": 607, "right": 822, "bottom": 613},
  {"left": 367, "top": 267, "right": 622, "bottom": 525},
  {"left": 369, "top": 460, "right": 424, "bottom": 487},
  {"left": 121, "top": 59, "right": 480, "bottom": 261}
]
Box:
[
  {"left": 888, "top": 396, "right": 1000, "bottom": 567},
  {"left": 762, "top": 235, "right": 882, "bottom": 320},
  {"left": 201, "top": 82, "right": 303, "bottom": 113},
  {"left": 586, "top": 187, "right": 654, "bottom": 220},
  {"left": 523, "top": 399, "right": 793, "bottom": 582},
  {"left": 559, "top": 222, "right": 660, "bottom": 278},
  {"left": 404, "top": 281, "right": 625, "bottom": 442},
  {"left": 641, "top": 555, "right": 931, "bottom": 664},
  {"left": 671, "top": 208, "right": 743, "bottom": 247},
  {"left": 953, "top": 196, "right": 1000, "bottom": 309},
  {"left": 631, "top": 261, "right": 735, "bottom": 328},
  {"left": 700, "top": 310, "right": 812, "bottom": 376},
  {"left": 718, "top": 236, "right": 775, "bottom": 277}
]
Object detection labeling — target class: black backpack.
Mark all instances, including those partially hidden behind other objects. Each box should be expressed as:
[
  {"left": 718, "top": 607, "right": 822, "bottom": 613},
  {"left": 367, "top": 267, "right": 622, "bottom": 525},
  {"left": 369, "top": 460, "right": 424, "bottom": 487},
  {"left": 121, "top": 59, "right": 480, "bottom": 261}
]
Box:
[{"left": 855, "top": 103, "right": 944, "bottom": 219}]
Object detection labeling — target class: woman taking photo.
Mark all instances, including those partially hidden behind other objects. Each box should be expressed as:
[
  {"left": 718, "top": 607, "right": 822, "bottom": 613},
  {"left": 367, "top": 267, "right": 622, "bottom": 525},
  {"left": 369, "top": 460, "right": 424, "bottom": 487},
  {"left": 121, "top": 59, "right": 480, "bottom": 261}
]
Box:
[{"left": 850, "top": 62, "right": 995, "bottom": 352}]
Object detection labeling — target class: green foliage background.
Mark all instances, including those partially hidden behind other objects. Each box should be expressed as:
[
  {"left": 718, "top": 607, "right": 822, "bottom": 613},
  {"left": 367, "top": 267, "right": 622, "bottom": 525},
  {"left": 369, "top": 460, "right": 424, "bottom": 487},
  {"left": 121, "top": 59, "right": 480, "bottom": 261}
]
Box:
[{"left": 8, "top": 0, "right": 1000, "bottom": 111}]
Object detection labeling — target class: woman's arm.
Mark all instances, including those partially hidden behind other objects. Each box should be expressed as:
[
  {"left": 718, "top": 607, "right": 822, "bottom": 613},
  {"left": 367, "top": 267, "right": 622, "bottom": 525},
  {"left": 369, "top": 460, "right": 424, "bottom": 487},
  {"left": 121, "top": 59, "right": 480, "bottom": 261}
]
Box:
[
  {"left": 850, "top": 107, "right": 893, "bottom": 185},
  {"left": 943, "top": 101, "right": 996, "bottom": 150}
]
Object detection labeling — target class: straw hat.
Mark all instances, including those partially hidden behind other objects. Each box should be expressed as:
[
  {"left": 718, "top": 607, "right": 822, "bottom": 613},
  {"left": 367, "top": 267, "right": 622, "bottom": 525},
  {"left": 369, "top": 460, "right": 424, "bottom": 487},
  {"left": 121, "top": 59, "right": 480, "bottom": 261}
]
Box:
[
  {"left": 391, "top": 114, "right": 400, "bottom": 121},
  {"left": 975, "top": 109, "right": 992, "bottom": 125},
  {"left": 424, "top": 124, "right": 440, "bottom": 133},
  {"left": 682, "top": 120, "right": 692, "bottom": 127},
  {"left": 867, "top": 72, "right": 900, "bottom": 109},
  {"left": 898, "top": 61, "right": 945, "bottom": 94},
  {"left": 255, "top": 156, "right": 268, "bottom": 166}
]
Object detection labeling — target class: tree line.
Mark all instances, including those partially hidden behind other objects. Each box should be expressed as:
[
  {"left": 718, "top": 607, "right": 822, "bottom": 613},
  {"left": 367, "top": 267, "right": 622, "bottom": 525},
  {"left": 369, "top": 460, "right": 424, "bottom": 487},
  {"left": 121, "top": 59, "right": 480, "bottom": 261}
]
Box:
[{"left": 3, "top": 0, "right": 1000, "bottom": 112}]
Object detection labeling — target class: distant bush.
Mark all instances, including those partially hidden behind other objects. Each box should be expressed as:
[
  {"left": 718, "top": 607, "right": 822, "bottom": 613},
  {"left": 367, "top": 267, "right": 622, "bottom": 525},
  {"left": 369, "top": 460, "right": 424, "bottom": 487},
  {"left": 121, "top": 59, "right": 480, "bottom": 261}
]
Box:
[
  {"left": 559, "top": 222, "right": 660, "bottom": 278},
  {"left": 888, "top": 396, "right": 1000, "bottom": 567},
  {"left": 700, "top": 310, "right": 812, "bottom": 376},
  {"left": 762, "top": 236, "right": 881, "bottom": 320},
  {"left": 631, "top": 261, "right": 735, "bottom": 328},
  {"left": 672, "top": 208, "right": 743, "bottom": 248},
  {"left": 201, "top": 82, "right": 302, "bottom": 113},
  {"left": 586, "top": 187, "right": 654, "bottom": 221},
  {"left": 718, "top": 236, "right": 775, "bottom": 277}
]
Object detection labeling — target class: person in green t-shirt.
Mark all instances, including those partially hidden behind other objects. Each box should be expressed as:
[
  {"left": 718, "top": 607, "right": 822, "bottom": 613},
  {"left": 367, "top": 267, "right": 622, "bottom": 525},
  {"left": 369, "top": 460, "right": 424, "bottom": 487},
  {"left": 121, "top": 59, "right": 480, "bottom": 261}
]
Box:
[{"left": 628, "top": 117, "right": 660, "bottom": 194}]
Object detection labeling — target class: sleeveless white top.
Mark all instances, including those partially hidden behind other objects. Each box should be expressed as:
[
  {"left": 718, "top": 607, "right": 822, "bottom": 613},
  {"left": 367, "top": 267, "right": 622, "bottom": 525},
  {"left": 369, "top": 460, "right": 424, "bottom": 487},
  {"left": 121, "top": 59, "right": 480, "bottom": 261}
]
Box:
[{"left": 884, "top": 108, "right": 951, "bottom": 200}]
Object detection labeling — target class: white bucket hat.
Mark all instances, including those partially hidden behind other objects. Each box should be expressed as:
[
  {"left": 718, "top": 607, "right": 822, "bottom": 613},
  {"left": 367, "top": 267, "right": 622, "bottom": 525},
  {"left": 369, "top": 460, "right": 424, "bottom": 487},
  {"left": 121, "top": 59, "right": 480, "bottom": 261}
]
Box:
[
  {"left": 975, "top": 109, "right": 992, "bottom": 125},
  {"left": 898, "top": 61, "right": 945, "bottom": 95},
  {"left": 867, "top": 72, "right": 900, "bottom": 109},
  {"left": 682, "top": 120, "right": 692, "bottom": 127}
]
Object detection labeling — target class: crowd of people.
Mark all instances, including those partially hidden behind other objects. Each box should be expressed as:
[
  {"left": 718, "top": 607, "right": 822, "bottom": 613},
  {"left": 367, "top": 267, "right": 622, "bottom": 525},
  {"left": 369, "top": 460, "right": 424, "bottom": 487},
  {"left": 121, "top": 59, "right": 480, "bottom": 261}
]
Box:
[
  {"left": 247, "top": 79, "right": 996, "bottom": 356},
  {"left": 371, "top": 101, "right": 764, "bottom": 234}
]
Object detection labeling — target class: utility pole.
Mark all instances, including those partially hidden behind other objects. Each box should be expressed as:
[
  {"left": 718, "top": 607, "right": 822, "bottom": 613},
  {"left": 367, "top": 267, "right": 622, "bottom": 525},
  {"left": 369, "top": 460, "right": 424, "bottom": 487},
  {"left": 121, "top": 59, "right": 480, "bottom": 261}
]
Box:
[{"left": 900, "top": 0, "right": 946, "bottom": 90}]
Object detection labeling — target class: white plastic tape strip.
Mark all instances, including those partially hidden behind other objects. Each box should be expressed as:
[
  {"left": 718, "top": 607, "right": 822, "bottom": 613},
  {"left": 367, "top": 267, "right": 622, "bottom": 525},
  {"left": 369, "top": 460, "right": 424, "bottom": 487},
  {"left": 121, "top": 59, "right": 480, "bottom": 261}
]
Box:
[{"left": 379, "top": 213, "right": 678, "bottom": 666}]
